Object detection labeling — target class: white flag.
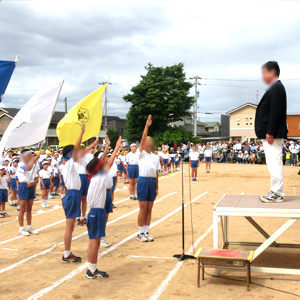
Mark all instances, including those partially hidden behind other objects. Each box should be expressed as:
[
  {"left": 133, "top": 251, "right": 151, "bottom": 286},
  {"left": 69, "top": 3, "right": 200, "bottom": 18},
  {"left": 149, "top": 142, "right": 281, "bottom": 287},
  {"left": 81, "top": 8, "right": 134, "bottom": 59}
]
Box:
[{"left": 0, "top": 83, "right": 62, "bottom": 153}]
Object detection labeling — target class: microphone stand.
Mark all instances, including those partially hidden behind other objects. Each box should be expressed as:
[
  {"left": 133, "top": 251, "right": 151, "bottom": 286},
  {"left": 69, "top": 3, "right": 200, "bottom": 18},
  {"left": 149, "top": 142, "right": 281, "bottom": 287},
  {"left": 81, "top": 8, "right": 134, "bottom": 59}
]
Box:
[{"left": 173, "top": 151, "right": 195, "bottom": 261}]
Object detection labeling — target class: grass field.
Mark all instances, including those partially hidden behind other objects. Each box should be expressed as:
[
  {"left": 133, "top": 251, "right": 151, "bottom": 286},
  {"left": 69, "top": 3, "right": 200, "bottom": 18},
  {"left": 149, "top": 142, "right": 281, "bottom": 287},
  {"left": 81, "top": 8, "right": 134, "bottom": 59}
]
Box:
[{"left": 1, "top": 162, "right": 300, "bottom": 300}]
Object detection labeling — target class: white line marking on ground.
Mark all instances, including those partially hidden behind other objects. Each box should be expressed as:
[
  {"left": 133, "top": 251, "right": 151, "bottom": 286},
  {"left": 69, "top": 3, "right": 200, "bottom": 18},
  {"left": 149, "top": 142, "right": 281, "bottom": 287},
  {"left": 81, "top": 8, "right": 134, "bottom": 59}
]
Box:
[
  {"left": 114, "top": 197, "right": 130, "bottom": 204},
  {"left": 241, "top": 192, "right": 244, "bottom": 195},
  {"left": 131, "top": 255, "right": 176, "bottom": 260},
  {"left": 26, "top": 191, "right": 208, "bottom": 300},
  {"left": 0, "top": 206, "right": 62, "bottom": 226},
  {"left": 0, "top": 192, "right": 177, "bottom": 273}
]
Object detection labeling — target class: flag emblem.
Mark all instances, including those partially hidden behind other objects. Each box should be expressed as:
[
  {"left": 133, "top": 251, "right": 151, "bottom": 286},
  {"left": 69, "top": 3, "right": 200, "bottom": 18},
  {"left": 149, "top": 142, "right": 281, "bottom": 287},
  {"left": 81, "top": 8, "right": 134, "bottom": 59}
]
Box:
[{"left": 76, "top": 107, "right": 90, "bottom": 125}]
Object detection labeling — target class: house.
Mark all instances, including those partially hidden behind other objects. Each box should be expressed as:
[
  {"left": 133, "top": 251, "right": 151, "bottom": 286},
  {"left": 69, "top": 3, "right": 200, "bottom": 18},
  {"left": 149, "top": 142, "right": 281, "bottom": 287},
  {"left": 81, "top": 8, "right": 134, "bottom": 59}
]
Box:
[
  {"left": 286, "top": 115, "right": 300, "bottom": 139},
  {"left": 173, "top": 113, "right": 212, "bottom": 138},
  {"left": 226, "top": 103, "right": 257, "bottom": 142},
  {"left": 0, "top": 107, "right": 126, "bottom": 146},
  {"left": 205, "top": 122, "right": 220, "bottom": 133}
]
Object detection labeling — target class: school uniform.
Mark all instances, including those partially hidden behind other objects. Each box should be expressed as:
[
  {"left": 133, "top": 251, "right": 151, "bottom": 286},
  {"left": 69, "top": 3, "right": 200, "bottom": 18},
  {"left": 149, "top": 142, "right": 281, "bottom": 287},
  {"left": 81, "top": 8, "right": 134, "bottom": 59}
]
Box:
[
  {"left": 52, "top": 165, "right": 60, "bottom": 187},
  {"left": 117, "top": 156, "right": 122, "bottom": 171},
  {"left": 86, "top": 172, "right": 107, "bottom": 239},
  {"left": 204, "top": 149, "right": 212, "bottom": 162},
  {"left": 0, "top": 174, "right": 9, "bottom": 202},
  {"left": 127, "top": 151, "right": 139, "bottom": 179},
  {"left": 105, "top": 173, "right": 113, "bottom": 214},
  {"left": 62, "top": 158, "right": 81, "bottom": 219},
  {"left": 8, "top": 165, "right": 17, "bottom": 191},
  {"left": 190, "top": 151, "right": 199, "bottom": 168},
  {"left": 16, "top": 162, "right": 35, "bottom": 201},
  {"left": 59, "top": 164, "right": 65, "bottom": 186},
  {"left": 137, "top": 151, "right": 160, "bottom": 202},
  {"left": 162, "top": 153, "right": 169, "bottom": 165},
  {"left": 75, "top": 154, "right": 91, "bottom": 196},
  {"left": 39, "top": 154, "right": 47, "bottom": 168},
  {"left": 39, "top": 169, "right": 51, "bottom": 190},
  {"left": 169, "top": 151, "right": 176, "bottom": 163},
  {"left": 110, "top": 161, "right": 118, "bottom": 191},
  {"left": 120, "top": 155, "right": 127, "bottom": 174},
  {"left": 175, "top": 156, "right": 180, "bottom": 167}
]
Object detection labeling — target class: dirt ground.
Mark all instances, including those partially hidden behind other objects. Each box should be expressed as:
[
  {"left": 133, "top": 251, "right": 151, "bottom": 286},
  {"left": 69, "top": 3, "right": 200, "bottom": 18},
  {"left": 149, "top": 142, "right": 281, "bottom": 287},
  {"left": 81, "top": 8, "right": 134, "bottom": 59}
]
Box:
[{"left": 1, "top": 162, "right": 300, "bottom": 300}]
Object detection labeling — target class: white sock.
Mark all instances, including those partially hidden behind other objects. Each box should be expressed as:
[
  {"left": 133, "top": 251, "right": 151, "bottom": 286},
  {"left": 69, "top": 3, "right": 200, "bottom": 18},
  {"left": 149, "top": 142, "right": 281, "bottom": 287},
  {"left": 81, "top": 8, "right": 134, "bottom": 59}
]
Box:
[
  {"left": 88, "top": 263, "right": 97, "bottom": 273},
  {"left": 19, "top": 226, "right": 24, "bottom": 231},
  {"left": 64, "top": 250, "right": 71, "bottom": 258},
  {"left": 17, "top": 205, "right": 20, "bottom": 209},
  {"left": 27, "top": 225, "right": 32, "bottom": 229},
  {"left": 13, "top": 200, "right": 17, "bottom": 204},
  {"left": 144, "top": 225, "right": 149, "bottom": 234},
  {"left": 10, "top": 200, "right": 13, "bottom": 204},
  {"left": 138, "top": 226, "right": 144, "bottom": 235}
]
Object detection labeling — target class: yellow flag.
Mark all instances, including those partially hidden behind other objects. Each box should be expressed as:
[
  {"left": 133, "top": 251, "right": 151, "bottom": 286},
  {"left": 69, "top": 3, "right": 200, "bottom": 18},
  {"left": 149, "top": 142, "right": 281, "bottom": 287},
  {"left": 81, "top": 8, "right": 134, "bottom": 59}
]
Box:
[{"left": 56, "top": 84, "right": 106, "bottom": 146}]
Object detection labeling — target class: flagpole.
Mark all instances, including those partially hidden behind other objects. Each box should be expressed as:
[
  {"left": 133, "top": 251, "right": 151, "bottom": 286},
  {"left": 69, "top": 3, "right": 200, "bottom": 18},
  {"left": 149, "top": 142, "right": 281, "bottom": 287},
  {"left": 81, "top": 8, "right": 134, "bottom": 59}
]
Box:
[
  {"left": 29, "top": 81, "right": 64, "bottom": 182},
  {"left": 104, "top": 77, "right": 110, "bottom": 136},
  {"left": 15, "top": 55, "right": 19, "bottom": 64}
]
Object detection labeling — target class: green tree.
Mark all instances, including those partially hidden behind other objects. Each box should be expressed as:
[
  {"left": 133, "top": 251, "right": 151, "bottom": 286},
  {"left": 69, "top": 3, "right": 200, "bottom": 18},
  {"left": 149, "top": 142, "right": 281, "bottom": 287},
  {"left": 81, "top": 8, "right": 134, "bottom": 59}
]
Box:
[
  {"left": 124, "top": 63, "right": 194, "bottom": 143},
  {"left": 107, "top": 128, "right": 120, "bottom": 148},
  {"left": 154, "top": 126, "right": 193, "bottom": 146}
]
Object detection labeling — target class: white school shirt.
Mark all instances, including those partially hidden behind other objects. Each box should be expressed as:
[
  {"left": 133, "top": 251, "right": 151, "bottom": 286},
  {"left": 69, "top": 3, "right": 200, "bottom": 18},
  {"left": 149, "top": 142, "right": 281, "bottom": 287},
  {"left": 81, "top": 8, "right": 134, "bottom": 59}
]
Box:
[
  {"left": 30, "top": 163, "right": 39, "bottom": 182},
  {"left": 0, "top": 174, "right": 9, "bottom": 189},
  {"left": 138, "top": 150, "right": 160, "bottom": 178},
  {"left": 204, "top": 149, "right": 212, "bottom": 157},
  {"left": 59, "top": 164, "right": 65, "bottom": 174},
  {"left": 39, "top": 154, "right": 47, "bottom": 162},
  {"left": 62, "top": 158, "right": 81, "bottom": 190},
  {"left": 75, "top": 153, "right": 90, "bottom": 175},
  {"left": 39, "top": 169, "right": 52, "bottom": 179},
  {"left": 120, "top": 155, "right": 127, "bottom": 165},
  {"left": 110, "top": 161, "right": 118, "bottom": 177},
  {"left": 158, "top": 151, "right": 163, "bottom": 158},
  {"left": 85, "top": 152, "right": 94, "bottom": 163},
  {"left": 106, "top": 171, "right": 113, "bottom": 189},
  {"left": 189, "top": 150, "right": 199, "bottom": 161},
  {"left": 8, "top": 165, "right": 17, "bottom": 179},
  {"left": 16, "top": 162, "right": 31, "bottom": 183},
  {"left": 53, "top": 165, "right": 59, "bottom": 177},
  {"left": 127, "top": 151, "right": 139, "bottom": 165},
  {"left": 86, "top": 173, "right": 107, "bottom": 209},
  {"left": 116, "top": 157, "right": 120, "bottom": 165},
  {"left": 169, "top": 152, "right": 176, "bottom": 158},
  {"left": 47, "top": 166, "right": 53, "bottom": 176}
]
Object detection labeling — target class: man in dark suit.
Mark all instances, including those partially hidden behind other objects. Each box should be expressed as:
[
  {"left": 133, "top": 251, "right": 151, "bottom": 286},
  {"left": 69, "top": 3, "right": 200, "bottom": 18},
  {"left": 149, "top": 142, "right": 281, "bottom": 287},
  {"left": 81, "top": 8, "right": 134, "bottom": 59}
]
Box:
[{"left": 255, "top": 61, "right": 287, "bottom": 203}]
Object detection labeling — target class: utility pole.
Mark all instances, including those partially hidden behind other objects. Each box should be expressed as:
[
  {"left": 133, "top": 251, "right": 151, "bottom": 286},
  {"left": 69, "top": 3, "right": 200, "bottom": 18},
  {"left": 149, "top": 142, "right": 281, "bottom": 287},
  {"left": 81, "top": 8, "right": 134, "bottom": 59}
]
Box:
[
  {"left": 64, "top": 97, "right": 67, "bottom": 115},
  {"left": 189, "top": 76, "right": 202, "bottom": 137},
  {"left": 99, "top": 79, "right": 113, "bottom": 137},
  {"left": 254, "top": 90, "right": 260, "bottom": 104}
]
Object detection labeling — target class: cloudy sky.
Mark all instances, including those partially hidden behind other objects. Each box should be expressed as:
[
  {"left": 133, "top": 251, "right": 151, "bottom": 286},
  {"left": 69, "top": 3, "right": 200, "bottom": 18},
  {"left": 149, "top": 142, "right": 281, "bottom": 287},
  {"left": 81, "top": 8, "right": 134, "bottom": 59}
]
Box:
[{"left": 1, "top": 0, "right": 300, "bottom": 122}]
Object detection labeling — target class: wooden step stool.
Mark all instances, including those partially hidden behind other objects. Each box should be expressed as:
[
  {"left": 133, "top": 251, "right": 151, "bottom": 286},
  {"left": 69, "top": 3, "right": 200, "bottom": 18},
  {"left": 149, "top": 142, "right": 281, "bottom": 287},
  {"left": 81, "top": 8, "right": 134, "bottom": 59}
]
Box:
[{"left": 195, "top": 248, "right": 254, "bottom": 291}]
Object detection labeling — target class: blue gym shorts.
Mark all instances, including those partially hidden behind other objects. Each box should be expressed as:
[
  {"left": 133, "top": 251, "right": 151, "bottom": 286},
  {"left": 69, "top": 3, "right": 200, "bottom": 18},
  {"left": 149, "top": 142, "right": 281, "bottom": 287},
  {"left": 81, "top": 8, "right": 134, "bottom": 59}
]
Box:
[
  {"left": 191, "top": 160, "right": 198, "bottom": 168},
  {"left": 205, "top": 157, "right": 212, "bottom": 162},
  {"left": 62, "top": 189, "right": 81, "bottom": 219},
  {"left": 19, "top": 183, "right": 35, "bottom": 201},
  {"left": 40, "top": 178, "right": 51, "bottom": 190},
  {"left": 122, "top": 165, "right": 127, "bottom": 174},
  {"left": 163, "top": 159, "right": 168, "bottom": 165},
  {"left": 0, "top": 189, "right": 8, "bottom": 202},
  {"left": 105, "top": 189, "right": 113, "bottom": 214},
  {"left": 137, "top": 176, "right": 156, "bottom": 202},
  {"left": 86, "top": 208, "right": 106, "bottom": 239},
  {"left": 175, "top": 161, "right": 179, "bottom": 166},
  {"left": 53, "top": 176, "right": 59, "bottom": 187},
  {"left": 170, "top": 157, "right": 175, "bottom": 163},
  {"left": 79, "top": 174, "right": 90, "bottom": 196},
  {"left": 10, "top": 178, "right": 17, "bottom": 191},
  {"left": 117, "top": 164, "right": 122, "bottom": 171},
  {"left": 112, "top": 177, "right": 116, "bottom": 191},
  {"left": 128, "top": 165, "right": 139, "bottom": 179}
]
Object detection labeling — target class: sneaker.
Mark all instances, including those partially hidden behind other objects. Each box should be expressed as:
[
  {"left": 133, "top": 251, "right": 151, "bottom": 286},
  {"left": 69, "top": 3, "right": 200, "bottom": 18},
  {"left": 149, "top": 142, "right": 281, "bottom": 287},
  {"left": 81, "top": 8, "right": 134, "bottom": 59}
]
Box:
[
  {"left": 133, "top": 195, "right": 137, "bottom": 200},
  {"left": 53, "top": 193, "right": 59, "bottom": 196},
  {"left": 45, "top": 204, "right": 50, "bottom": 208},
  {"left": 17, "top": 207, "right": 20, "bottom": 212},
  {"left": 26, "top": 227, "right": 39, "bottom": 235},
  {"left": 130, "top": 195, "right": 135, "bottom": 200},
  {"left": 0, "top": 213, "right": 4, "bottom": 218},
  {"left": 260, "top": 192, "right": 284, "bottom": 203},
  {"left": 2, "top": 212, "right": 10, "bottom": 217},
  {"left": 41, "top": 203, "right": 46, "bottom": 208},
  {"left": 137, "top": 233, "right": 148, "bottom": 242},
  {"left": 81, "top": 218, "right": 86, "bottom": 225},
  {"left": 19, "top": 228, "right": 30, "bottom": 236},
  {"left": 76, "top": 218, "right": 82, "bottom": 226},
  {"left": 9, "top": 202, "right": 14, "bottom": 207},
  {"left": 100, "top": 237, "right": 112, "bottom": 248},
  {"left": 145, "top": 232, "right": 154, "bottom": 242},
  {"left": 112, "top": 203, "right": 117, "bottom": 209},
  {"left": 61, "top": 252, "right": 81, "bottom": 263},
  {"left": 48, "top": 194, "right": 54, "bottom": 199},
  {"left": 86, "top": 269, "right": 109, "bottom": 279}
]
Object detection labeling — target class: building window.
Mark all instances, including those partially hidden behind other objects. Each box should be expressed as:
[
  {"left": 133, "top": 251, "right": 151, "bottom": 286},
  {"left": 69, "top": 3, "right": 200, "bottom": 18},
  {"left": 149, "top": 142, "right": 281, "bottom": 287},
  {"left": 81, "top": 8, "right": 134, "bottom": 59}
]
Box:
[
  {"left": 250, "top": 117, "right": 253, "bottom": 120},
  {"left": 250, "top": 123, "right": 252, "bottom": 126},
  {"left": 246, "top": 123, "right": 248, "bottom": 125},
  {"left": 246, "top": 117, "right": 248, "bottom": 120},
  {"left": 119, "top": 128, "right": 123, "bottom": 134},
  {"left": 237, "top": 123, "right": 240, "bottom": 126}
]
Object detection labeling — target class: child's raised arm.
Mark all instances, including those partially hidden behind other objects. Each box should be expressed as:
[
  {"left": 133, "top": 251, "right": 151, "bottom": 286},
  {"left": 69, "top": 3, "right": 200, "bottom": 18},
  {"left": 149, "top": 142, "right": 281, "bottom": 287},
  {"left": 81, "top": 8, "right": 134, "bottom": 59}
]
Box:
[
  {"left": 73, "top": 121, "right": 85, "bottom": 162},
  {"left": 101, "top": 136, "right": 111, "bottom": 160},
  {"left": 107, "top": 136, "right": 122, "bottom": 169},
  {"left": 139, "top": 115, "right": 152, "bottom": 153}
]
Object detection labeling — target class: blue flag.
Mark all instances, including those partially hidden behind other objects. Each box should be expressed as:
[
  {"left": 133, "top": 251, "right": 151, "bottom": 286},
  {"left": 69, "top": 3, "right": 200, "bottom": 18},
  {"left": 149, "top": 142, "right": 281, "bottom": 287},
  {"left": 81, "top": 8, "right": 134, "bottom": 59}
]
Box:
[{"left": 0, "top": 60, "right": 16, "bottom": 102}]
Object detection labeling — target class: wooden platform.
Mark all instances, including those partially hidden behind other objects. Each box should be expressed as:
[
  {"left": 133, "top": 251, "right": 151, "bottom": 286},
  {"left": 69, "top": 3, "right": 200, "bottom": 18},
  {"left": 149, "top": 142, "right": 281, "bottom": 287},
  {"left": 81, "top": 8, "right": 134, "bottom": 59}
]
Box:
[{"left": 213, "top": 194, "right": 300, "bottom": 275}]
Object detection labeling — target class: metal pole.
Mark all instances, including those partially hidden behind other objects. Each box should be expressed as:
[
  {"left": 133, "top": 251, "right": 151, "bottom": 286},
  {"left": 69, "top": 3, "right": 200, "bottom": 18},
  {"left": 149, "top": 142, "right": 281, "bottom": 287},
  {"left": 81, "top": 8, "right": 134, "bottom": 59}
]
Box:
[
  {"left": 64, "top": 97, "right": 67, "bottom": 115},
  {"left": 104, "top": 77, "right": 111, "bottom": 136},
  {"left": 194, "top": 78, "right": 198, "bottom": 137}
]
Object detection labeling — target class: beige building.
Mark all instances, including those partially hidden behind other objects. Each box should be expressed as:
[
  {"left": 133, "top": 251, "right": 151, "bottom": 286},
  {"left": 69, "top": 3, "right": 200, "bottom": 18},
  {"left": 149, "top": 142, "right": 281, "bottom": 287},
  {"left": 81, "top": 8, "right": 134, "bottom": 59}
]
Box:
[{"left": 226, "top": 103, "right": 258, "bottom": 142}]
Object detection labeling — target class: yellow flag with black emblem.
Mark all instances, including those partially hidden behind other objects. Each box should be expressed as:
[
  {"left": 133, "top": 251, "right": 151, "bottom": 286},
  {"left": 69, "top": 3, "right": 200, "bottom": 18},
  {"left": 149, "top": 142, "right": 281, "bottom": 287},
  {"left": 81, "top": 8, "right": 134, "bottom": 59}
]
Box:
[{"left": 56, "top": 84, "right": 106, "bottom": 146}]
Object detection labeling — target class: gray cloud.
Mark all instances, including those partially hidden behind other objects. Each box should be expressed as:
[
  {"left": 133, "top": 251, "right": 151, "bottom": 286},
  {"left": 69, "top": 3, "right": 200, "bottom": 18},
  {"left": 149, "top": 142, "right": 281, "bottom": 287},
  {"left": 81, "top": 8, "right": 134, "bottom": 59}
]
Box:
[{"left": 1, "top": 1, "right": 300, "bottom": 122}]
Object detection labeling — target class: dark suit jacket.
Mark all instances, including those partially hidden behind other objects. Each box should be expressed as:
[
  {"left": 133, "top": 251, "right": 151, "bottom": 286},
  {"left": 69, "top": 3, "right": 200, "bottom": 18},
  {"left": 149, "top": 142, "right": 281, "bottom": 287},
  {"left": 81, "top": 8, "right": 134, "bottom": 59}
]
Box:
[{"left": 255, "top": 80, "right": 287, "bottom": 139}]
